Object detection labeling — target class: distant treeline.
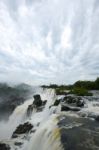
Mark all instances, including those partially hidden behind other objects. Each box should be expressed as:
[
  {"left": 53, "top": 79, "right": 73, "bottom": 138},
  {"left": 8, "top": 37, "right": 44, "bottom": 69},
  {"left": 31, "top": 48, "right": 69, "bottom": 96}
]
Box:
[{"left": 41, "top": 77, "right": 99, "bottom": 90}]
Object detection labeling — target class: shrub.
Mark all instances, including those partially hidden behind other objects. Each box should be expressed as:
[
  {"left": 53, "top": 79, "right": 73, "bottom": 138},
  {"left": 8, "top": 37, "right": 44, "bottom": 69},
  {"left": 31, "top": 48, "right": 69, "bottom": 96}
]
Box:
[{"left": 69, "top": 87, "right": 93, "bottom": 96}]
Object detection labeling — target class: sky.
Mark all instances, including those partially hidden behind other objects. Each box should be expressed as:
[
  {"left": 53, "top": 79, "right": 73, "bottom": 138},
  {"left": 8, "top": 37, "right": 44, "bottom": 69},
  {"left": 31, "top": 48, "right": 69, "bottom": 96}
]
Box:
[{"left": 0, "top": 0, "right": 99, "bottom": 85}]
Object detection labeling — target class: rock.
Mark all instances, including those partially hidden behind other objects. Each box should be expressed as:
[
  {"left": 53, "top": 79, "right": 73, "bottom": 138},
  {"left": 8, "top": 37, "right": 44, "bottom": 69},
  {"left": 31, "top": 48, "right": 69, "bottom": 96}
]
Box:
[
  {"left": 49, "top": 99, "right": 61, "bottom": 109},
  {"left": 27, "top": 96, "right": 46, "bottom": 116},
  {"left": 42, "top": 100, "right": 47, "bottom": 106},
  {"left": 14, "top": 142, "right": 22, "bottom": 146},
  {"left": 27, "top": 104, "right": 34, "bottom": 117},
  {"left": 0, "top": 143, "right": 10, "bottom": 150},
  {"left": 63, "top": 96, "right": 84, "bottom": 107},
  {"left": 37, "top": 106, "right": 44, "bottom": 112},
  {"left": 12, "top": 122, "right": 33, "bottom": 138},
  {"left": 63, "top": 96, "right": 76, "bottom": 104},
  {"left": 76, "top": 99, "right": 84, "bottom": 107},
  {"left": 95, "top": 116, "right": 99, "bottom": 121},
  {"left": 61, "top": 105, "right": 71, "bottom": 111},
  {"left": 33, "top": 94, "right": 42, "bottom": 107},
  {"left": 61, "top": 104, "right": 80, "bottom": 112},
  {"left": 53, "top": 99, "right": 61, "bottom": 106}
]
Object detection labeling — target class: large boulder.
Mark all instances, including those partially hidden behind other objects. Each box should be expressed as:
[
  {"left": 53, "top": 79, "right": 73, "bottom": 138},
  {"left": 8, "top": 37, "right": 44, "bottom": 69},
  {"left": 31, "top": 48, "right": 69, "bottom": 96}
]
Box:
[
  {"left": 33, "top": 94, "right": 42, "bottom": 107},
  {"left": 12, "top": 122, "right": 33, "bottom": 138},
  {"left": 63, "top": 96, "right": 84, "bottom": 107},
  {"left": 27, "top": 96, "right": 47, "bottom": 116},
  {"left": 63, "top": 96, "right": 76, "bottom": 104},
  {"left": 0, "top": 143, "right": 10, "bottom": 150}
]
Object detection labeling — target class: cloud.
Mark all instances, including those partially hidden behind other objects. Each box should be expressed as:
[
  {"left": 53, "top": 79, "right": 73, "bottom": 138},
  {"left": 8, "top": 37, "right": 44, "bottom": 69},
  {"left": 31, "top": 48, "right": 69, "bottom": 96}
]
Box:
[{"left": 0, "top": 0, "right": 99, "bottom": 85}]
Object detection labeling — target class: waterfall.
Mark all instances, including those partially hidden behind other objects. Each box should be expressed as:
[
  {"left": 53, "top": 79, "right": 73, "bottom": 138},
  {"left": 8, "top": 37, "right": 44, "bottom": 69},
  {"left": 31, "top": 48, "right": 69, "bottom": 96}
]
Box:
[
  {"left": 0, "top": 99, "right": 33, "bottom": 140},
  {"left": 28, "top": 115, "right": 63, "bottom": 150},
  {"left": 26, "top": 89, "right": 63, "bottom": 150},
  {"left": 0, "top": 88, "right": 57, "bottom": 140}
]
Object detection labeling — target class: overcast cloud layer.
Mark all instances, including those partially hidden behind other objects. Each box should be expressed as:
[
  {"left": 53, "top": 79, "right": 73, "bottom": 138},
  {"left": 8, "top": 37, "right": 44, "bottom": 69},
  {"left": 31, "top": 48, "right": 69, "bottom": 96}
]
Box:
[{"left": 0, "top": 0, "right": 99, "bottom": 85}]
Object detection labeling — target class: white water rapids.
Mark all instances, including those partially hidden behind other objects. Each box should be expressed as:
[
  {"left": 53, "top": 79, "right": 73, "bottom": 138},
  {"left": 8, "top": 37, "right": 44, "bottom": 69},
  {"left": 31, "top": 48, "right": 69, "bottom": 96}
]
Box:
[
  {"left": 0, "top": 88, "right": 99, "bottom": 150},
  {"left": 0, "top": 89, "right": 63, "bottom": 150}
]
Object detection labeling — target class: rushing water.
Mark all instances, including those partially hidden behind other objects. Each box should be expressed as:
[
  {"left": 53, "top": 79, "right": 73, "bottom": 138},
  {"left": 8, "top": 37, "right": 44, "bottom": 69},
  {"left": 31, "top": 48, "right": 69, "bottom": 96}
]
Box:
[
  {"left": 0, "top": 88, "right": 99, "bottom": 150},
  {"left": 0, "top": 88, "right": 63, "bottom": 150}
]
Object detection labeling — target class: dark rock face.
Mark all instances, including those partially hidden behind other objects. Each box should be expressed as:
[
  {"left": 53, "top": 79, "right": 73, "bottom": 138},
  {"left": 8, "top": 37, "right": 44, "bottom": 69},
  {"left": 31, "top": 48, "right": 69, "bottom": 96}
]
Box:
[
  {"left": 14, "top": 142, "right": 22, "bottom": 146},
  {"left": 33, "top": 95, "right": 42, "bottom": 107},
  {"left": 63, "top": 96, "right": 76, "bottom": 104},
  {"left": 12, "top": 122, "right": 33, "bottom": 138},
  {"left": 0, "top": 143, "right": 10, "bottom": 150},
  {"left": 76, "top": 99, "right": 84, "bottom": 107},
  {"left": 27, "top": 95, "right": 47, "bottom": 116},
  {"left": 49, "top": 99, "right": 61, "bottom": 108},
  {"left": 42, "top": 100, "right": 47, "bottom": 106},
  {"left": 58, "top": 116, "right": 99, "bottom": 150},
  {"left": 63, "top": 96, "right": 84, "bottom": 107},
  {"left": 53, "top": 99, "right": 61, "bottom": 106},
  {"left": 61, "top": 104, "right": 80, "bottom": 112},
  {"left": 27, "top": 104, "right": 34, "bottom": 117},
  {"left": 95, "top": 116, "right": 99, "bottom": 121}
]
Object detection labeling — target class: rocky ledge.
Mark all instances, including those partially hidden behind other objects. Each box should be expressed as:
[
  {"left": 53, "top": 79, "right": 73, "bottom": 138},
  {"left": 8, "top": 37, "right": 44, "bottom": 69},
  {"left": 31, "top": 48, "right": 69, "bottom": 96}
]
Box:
[
  {"left": 0, "top": 143, "right": 10, "bottom": 150},
  {"left": 12, "top": 122, "right": 33, "bottom": 138},
  {"left": 27, "top": 94, "right": 47, "bottom": 117}
]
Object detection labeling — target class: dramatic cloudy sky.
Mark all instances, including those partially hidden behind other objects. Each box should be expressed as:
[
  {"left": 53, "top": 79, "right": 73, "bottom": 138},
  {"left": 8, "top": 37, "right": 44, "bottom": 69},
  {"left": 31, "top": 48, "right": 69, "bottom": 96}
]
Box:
[{"left": 0, "top": 0, "right": 99, "bottom": 85}]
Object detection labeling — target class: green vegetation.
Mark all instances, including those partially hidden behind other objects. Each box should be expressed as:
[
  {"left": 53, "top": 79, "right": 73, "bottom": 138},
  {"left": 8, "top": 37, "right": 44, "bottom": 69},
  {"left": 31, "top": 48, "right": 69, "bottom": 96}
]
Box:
[
  {"left": 74, "top": 77, "right": 99, "bottom": 90},
  {"left": 42, "top": 77, "right": 99, "bottom": 96},
  {"left": 69, "top": 87, "right": 93, "bottom": 96}
]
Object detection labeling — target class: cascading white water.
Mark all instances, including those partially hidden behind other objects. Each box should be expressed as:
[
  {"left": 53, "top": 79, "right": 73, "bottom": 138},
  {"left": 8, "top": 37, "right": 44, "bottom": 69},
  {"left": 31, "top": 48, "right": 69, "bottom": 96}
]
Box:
[
  {"left": 25, "top": 89, "right": 63, "bottom": 150},
  {"left": 0, "top": 88, "right": 99, "bottom": 150},
  {"left": 0, "top": 89, "right": 62, "bottom": 150},
  {"left": 28, "top": 114, "right": 63, "bottom": 150},
  {"left": 0, "top": 87, "right": 42, "bottom": 140},
  {"left": 0, "top": 99, "right": 33, "bottom": 140},
  {"left": 79, "top": 98, "right": 99, "bottom": 117}
]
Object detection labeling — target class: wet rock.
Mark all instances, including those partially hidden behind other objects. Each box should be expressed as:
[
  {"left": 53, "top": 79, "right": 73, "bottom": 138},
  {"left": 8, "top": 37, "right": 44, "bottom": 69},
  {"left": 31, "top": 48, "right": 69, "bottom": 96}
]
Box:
[
  {"left": 61, "top": 104, "right": 80, "bottom": 112},
  {"left": 14, "top": 142, "right": 22, "bottom": 146},
  {"left": 0, "top": 143, "right": 10, "bottom": 150},
  {"left": 12, "top": 122, "right": 33, "bottom": 138},
  {"left": 63, "top": 96, "right": 76, "bottom": 104},
  {"left": 63, "top": 96, "right": 84, "bottom": 107},
  {"left": 95, "top": 116, "right": 99, "bottom": 121},
  {"left": 53, "top": 99, "right": 61, "bottom": 106},
  {"left": 49, "top": 99, "right": 61, "bottom": 108},
  {"left": 30, "top": 129, "right": 36, "bottom": 133},
  {"left": 27, "top": 95, "right": 47, "bottom": 115},
  {"left": 27, "top": 104, "right": 34, "bottom": 117},
  {"left": 42, "top": 100, "right": 47, "bottom": 106},
  {"left": 33, "top": 94, "right": 42, "bottom": 107},
  {"left": 76, "top": 99, "right": 84, "bottom": 107},
  {"left": 37, "top": 106, "right": 44, "bottom": 112}
]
